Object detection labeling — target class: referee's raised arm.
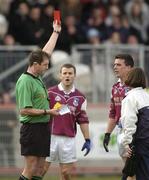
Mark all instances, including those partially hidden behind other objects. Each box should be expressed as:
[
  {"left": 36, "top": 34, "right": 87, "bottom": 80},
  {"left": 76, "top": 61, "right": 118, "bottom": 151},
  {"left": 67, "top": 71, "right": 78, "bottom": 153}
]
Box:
[{"left": 42, "top": 20, "right": 61, "bottom": 56}]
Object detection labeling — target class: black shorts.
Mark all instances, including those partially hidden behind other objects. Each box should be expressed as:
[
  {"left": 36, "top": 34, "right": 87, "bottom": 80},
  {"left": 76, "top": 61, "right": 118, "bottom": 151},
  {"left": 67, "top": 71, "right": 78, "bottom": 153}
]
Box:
[{"left": 20, "top": 122, "right": 50, "bottom": 157}]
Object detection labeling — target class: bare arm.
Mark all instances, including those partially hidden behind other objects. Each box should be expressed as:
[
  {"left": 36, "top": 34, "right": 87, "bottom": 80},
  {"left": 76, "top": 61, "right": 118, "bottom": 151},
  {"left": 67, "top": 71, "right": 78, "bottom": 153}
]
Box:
[
  {"left": 105, "top": 118, "right": 117, "bottom": 133},
  {"left": 42, "top": 20, "right": 61, "bottom": 55},
  {"left": 80, "top": 123, "right": 90, "bottom": 139},
  {"left": 20, "top": 108, "right": 59, "bottom": 116}
]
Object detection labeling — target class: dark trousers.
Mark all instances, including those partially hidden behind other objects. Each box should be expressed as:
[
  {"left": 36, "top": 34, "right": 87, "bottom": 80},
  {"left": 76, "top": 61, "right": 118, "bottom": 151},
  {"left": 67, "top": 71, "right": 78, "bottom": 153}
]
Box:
[{"left": 136, "top": 154, "right": 149, "bottom": 180}]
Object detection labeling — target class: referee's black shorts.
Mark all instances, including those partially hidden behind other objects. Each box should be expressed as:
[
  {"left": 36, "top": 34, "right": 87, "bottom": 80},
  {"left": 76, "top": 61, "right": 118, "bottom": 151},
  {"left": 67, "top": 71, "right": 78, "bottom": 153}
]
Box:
[{"left": 20, "top": 122, "right": 50, "bottom": 157}]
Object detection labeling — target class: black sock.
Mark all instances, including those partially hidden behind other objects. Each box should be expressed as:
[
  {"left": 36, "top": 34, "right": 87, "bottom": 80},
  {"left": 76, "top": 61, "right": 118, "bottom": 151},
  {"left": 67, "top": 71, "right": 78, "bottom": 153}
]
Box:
[
  {"left": 32, "top": 176, "right": 42, "bottom": 180},
  {"left": 19, "top": 175, "right": 29, "bottom": 180}
]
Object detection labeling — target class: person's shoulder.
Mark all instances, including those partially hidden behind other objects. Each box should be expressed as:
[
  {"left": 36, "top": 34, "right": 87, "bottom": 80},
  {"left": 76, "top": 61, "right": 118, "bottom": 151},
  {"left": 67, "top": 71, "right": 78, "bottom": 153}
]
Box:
[
  {"left": 20, "top": 73, "right": 33, "bottom": 79},
  {"left": 75, "top": 88, "right": 86, "bottom": 98},
  {"left": 113, "top": 81, "right": 120, "bottom": 87},
  {"left": 48, "top": 85, "right": 58, "bottom": 92},
  {"left": 111, "top": 82, "right": 120, "bottom": 91},
  {"left": 125, "top": 88, "right": 140, "bottom": 100},
  {"left": 17, "top": 73, "right": 30, "bottom": 83}
]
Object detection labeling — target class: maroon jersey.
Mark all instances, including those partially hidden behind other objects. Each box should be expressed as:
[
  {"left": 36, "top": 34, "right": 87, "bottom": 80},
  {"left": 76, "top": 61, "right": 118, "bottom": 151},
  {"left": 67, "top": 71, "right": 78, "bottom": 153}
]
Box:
[
  {"left": 48, "top": 84, "right": 89, "bottom": 137},
  {"left": 109, "top": 81, "right": 130, "bottom": 123}
]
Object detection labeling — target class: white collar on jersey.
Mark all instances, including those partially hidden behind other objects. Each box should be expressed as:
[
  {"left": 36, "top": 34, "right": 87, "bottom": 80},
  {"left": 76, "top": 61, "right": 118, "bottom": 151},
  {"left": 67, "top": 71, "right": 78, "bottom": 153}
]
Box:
[
  {"left": 58, "top": 83, "right": 75, "bottom": 94},
  {"left": 118, "top": 78, "right": 125, "bottom": 86}
]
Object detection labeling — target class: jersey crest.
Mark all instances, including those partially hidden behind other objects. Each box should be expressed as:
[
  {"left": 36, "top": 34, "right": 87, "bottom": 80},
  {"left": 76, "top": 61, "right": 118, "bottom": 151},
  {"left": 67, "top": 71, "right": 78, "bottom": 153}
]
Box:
[
  {"left": 73, "top": 97, "right": 79, "bottom": 106},
  {"left": 55, "top": 95, "right": 61, "bottom": 101}
]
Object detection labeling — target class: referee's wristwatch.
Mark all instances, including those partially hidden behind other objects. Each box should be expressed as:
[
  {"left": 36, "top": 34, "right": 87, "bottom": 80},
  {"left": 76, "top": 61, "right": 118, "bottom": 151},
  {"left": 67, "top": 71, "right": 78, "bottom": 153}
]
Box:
[
  {"left": 53, "top": 30, "right": 60, "bottom": 34},
  {"left": 43, "top": 109, "right": 47, "bottom": 115}
]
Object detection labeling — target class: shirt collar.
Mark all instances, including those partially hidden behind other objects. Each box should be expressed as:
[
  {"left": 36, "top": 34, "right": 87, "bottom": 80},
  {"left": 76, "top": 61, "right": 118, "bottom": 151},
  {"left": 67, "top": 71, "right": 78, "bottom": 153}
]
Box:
[
  {"left": 24, "top": 72, "right": 40, "bottom": 79},
  {"left": 127, "top": 87, "right": 143, "bottom": 95},
  {"left": 58, "top": 83, "right": 75, "bottom": 94},
  {"left": 118, "top": 78, "right": 125, "bottom": 86}
]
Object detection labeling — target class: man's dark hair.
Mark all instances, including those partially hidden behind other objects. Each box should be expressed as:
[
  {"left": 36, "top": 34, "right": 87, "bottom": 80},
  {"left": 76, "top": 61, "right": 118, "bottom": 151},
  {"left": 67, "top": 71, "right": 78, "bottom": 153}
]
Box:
[
  {"left": 115, "top": 54, "right": 134, "bottom": 67},
  {"left": 125, "top": 67, "right": 146, "bottom": 88},
  {"left": 28, "top": 49, "right": 50, "bottom": 66},
  {"left": 60, "top": 63, "right": 76, "bottom": 74}
]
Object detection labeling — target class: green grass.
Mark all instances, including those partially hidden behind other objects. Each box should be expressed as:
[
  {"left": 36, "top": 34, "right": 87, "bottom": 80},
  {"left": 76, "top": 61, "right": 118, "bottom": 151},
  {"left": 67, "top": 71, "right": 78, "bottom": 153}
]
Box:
[{"left": 0, "top": 175, "right": 121, "bottom": 180}]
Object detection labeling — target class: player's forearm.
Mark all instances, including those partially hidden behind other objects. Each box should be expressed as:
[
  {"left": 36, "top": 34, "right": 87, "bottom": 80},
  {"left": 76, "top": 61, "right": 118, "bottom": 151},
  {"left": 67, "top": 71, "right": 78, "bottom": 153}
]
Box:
[
  {"left": 105, "top": 118, "right": 117, "bottom": 133},
  {"left": 80, "top": 123, "right": 90, "bottom": 139}
]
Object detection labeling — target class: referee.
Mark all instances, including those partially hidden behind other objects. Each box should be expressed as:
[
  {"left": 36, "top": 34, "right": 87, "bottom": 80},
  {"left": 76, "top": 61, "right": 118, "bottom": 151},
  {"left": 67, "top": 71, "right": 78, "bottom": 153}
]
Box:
[{"left": 16, "top": 21, "right": 61, "bottom": 180}]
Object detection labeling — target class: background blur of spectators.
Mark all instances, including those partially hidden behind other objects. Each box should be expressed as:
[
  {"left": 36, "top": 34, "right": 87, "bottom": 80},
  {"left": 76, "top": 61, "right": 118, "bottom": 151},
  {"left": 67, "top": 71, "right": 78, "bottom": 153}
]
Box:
[{"left": 0, "top": 0, "right": 149, "bottom": 52}]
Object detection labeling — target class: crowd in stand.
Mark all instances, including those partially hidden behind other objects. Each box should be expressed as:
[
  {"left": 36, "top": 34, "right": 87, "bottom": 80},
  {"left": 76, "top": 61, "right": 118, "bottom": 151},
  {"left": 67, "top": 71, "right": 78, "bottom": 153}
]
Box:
[
  {"left": 0, "top": 0, "right": 149, "bottom": 104},
  {"left": 0, "top": 0, "right": 149, "bottom": 51}
]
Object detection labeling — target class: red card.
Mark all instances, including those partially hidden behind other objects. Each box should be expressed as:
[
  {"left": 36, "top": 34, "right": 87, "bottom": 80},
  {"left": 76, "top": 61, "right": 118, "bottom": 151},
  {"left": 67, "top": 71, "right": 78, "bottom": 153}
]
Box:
[{"left": 54, "top": 10, "right": 61, "bottom": 24}]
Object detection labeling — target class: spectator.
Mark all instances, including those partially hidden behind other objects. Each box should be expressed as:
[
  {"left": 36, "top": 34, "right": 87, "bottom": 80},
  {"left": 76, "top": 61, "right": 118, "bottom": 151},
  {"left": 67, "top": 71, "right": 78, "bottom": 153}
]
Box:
[
  {"left": 0, "top": 86, "right": 12, "bottom": 104},
  {"left": 127, "top": 34, "right": 139, "bottom": 45},
  {"left": 42, "top": 2, "right": 54, "bottom": 22},
  {"left": 57, "top": 14, "right": 84, "bottom": 53},
  {"left": 0, "top": 0, "right": 11, "bottom": 15},
  {"left": 25, "top": 5, "right": 44, "bottom": 45},
  {"left": 86, "top": 6, "right": 108, "bottom": 41},
  {"left": 60, "top": 0, "right": 82, "bottom": 19},
  {"left": 40, "top": 3, "right": 55, "bottom": 46},
  {"left": 107, "top": 14, "right": 129, "bottom": 43},
  {"left": 106, "top": 4, "right": 121, "bottom": 26},
  {"left": 125, "top": 0, "right": 149, "bottom": 43},
  {"left": 2, "top": 34, "right": 17, "bottom": 45},
  {"left": 8, "top": 1, "right": 30, "bottom": 45},
  {"left": 26, "top": 0, "right": 49, "bottom": 6},
  {"left": 122, "top": 15, "right": 142, "bottom": 43},
  {"left": 105, "top": 31, "right": 122, "bottom": 44},
  {"left": 86, "top": 28, "right": 101, "bottom": 45}
]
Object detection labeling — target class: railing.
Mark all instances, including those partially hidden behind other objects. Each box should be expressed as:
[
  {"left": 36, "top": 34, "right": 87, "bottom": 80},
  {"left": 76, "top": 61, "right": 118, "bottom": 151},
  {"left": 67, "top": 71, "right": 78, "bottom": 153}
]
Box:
[
  {"left": 0, "top": 46, "right": 37, "bottom": 96},
  {"left": 0, "top": 44, "right": 149, "bottom": 102}
]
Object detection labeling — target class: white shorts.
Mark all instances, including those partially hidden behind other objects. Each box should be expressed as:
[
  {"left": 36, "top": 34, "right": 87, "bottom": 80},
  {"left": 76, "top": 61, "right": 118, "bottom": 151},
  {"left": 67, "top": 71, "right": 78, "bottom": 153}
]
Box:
[{"left": 46, "top": 135, "right": 77, "bottom": 163}]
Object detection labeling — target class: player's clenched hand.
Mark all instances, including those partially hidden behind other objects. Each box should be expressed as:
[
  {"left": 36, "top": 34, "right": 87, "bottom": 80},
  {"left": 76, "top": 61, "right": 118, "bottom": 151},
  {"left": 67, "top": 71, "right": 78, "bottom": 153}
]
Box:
[
  {"left": 81, "top": 139, "right": 91, "bottom": 156},
  {"left": 103, "top": 133, "right": 111, "bottom": 152}
]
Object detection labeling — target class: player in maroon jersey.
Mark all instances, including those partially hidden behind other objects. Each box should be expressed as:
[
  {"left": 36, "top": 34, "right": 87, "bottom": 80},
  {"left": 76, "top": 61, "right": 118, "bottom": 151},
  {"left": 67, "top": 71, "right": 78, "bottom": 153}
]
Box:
[
  {"left": 42, "top": 63, "right": 91, "bottom": 180},
  {"left": 103, "top": 54, "right": 134, "bottom": 180}
]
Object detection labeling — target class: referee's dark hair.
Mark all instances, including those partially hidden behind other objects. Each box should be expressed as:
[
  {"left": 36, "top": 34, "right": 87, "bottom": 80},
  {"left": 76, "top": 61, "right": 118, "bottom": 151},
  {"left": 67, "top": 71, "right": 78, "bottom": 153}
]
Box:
[
  {"left": 115, "top": 54, "right": 134, "bottom": 67},
  {"left": 28, "top": 49, "right": 50, "bottom": 66},
  {"left": 125, "top": 67, "right": 146, "bottom": 89}
]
